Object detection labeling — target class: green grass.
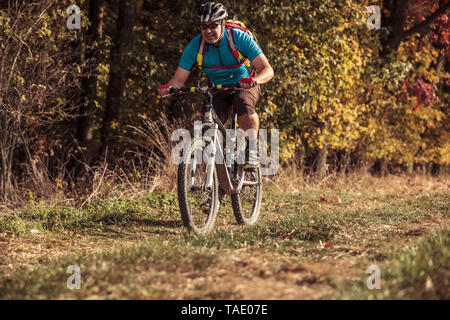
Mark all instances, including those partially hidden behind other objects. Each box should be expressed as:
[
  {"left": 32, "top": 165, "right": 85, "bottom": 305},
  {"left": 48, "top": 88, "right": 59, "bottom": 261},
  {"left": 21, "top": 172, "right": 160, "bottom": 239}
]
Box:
[
  {"left": 0, "top": 192, "right": 181, "bottom": 236},
  {"left": 0, "top": 238, "right": 219, "bottom": 299},
  {"left": 337, "top": 226, "right": 450, "bottom": 299},
  {"left": 0, "top": 189, "right": 448, "bottom": 299}
]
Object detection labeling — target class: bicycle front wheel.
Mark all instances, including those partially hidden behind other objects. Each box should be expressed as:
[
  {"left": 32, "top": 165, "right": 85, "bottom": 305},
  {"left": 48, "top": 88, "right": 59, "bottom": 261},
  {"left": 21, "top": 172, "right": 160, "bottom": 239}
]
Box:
[
  {"left": 177, "top": 139, "right": 219, "bottom": 234},
  {"left": 231, "top": 166, "right": 262, "bottom": 225}
]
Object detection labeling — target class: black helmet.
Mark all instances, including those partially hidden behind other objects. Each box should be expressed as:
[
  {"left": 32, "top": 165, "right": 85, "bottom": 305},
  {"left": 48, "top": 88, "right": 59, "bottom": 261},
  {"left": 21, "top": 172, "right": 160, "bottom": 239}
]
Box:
[{"left": 198, "top": 2, "right": 228, "bottom": 22}]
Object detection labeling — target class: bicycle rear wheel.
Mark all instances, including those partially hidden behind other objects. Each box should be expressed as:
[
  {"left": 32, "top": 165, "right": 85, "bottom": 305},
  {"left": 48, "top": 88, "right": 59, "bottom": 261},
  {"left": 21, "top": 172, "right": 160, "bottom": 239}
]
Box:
[
  {"left": 177, "top": 139, "right": 219, "bottom": 234},
  {"left": 231, "top": 165, "right": 262, "bottom": 225}
]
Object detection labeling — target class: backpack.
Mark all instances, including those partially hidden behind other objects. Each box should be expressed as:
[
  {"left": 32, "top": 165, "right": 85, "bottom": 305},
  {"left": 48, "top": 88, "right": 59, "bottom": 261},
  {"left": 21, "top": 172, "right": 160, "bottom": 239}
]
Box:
[{"left": 196, "top": 20, "right": 257, "bottom": 77}]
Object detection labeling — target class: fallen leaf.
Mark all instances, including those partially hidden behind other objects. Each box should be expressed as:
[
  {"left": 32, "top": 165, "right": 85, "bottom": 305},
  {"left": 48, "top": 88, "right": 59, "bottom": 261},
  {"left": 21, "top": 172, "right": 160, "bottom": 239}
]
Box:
[
  {"left": 318, "top": 240, "right": 334, "bottom": 249},
  {"left": 278, "top": 229, "right": 296, "bottom": 239},
  {"left": 319, "top": 197, "right": 328, "bottom": 203},
  {"left": 333, "top": 196, "right": 341, "bottom": 204}
]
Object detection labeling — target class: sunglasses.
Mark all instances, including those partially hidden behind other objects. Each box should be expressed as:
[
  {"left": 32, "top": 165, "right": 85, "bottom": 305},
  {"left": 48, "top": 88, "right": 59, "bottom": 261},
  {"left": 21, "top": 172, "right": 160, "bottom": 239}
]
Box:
[{"left": 199, "top": 22, "right": 221, "bottom": 30}]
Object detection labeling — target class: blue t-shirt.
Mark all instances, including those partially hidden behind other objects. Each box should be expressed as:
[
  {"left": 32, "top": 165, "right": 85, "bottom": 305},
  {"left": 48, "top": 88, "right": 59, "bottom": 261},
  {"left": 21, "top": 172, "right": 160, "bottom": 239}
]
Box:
[{"left": 179, "top": 28, "right": 262, "bottom": 85}]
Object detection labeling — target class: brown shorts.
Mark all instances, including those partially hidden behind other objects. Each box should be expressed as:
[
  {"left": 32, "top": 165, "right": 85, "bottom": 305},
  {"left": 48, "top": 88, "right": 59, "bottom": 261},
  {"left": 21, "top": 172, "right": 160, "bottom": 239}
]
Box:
[{"left": 211, "top": 85, "right": 261, "bottom": 125}]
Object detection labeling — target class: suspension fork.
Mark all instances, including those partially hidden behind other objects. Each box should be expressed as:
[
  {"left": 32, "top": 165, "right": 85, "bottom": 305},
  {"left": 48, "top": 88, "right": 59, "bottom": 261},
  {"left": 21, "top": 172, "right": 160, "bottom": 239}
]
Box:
[
  {"left": 231, "top": 113, "right": 238, "bottom": 176},
  {"left": 204, "top": 95, "right": 216, "bottom": 189},
  {"left": 205, "top": 123, "right": 218, "bottom": 189}
]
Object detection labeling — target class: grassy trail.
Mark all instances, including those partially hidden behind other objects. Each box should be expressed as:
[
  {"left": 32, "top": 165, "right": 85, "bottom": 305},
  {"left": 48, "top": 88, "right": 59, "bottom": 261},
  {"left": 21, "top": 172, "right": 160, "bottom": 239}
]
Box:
[{"left": 0, "top": 175, "right": 448, "bottom": 299}]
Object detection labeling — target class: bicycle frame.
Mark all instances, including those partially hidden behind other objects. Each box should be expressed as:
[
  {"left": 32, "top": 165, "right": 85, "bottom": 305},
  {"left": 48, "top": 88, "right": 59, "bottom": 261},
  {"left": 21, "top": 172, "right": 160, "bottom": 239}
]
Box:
[
  {"left": 198, "top": 89, "right": 238, "bottom": 195},
  {"left": 166, "top": 84, "right": 254, "bottom": 196}
]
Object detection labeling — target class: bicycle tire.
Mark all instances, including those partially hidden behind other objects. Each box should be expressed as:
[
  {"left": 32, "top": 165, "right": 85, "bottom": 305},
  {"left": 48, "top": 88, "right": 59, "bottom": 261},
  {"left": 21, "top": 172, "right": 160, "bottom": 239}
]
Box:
[
  {"left": 231, "top": 166, "right": 262, "bottom": 225},
  {"left": 177, "top": 139, "right": 219, "bottom": 234}
]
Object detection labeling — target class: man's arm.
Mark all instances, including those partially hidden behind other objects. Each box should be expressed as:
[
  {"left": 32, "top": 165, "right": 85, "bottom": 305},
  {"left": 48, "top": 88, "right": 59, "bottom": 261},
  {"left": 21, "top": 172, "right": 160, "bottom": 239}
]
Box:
[
  {"left": 251, "top": 53, "right": 274, "bottom": 85},
  {"left": 158, "top": 67, "right": 191, "bottom": 96}
]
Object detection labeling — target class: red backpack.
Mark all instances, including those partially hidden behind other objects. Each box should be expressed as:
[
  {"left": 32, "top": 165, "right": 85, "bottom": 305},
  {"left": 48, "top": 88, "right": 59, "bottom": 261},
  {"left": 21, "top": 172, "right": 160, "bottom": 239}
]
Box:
[{"left": 196, "top": 20, "right": 257, "bottom": 76}]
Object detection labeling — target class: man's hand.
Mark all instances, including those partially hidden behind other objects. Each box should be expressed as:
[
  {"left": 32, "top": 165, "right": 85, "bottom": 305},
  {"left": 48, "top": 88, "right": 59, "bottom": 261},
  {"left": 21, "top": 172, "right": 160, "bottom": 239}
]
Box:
[
  {"left": 239, "top": 77, "right": 257, "bottom": 89},
  {"left": 157, "top": 84, "right": 172, "bottom": 96}
]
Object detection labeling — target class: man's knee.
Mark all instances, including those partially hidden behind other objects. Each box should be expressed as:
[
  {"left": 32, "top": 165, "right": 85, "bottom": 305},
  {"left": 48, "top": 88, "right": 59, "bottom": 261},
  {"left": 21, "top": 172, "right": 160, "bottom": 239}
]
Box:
[{"left": 238, "top": 113, "right": 259, "bottom": 139}]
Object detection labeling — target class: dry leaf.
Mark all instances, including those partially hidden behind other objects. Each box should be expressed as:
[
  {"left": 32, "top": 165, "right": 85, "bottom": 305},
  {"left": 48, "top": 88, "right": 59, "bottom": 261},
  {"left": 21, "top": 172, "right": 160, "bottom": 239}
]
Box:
[
  {"left": 324, "top": 240, "right": 334, "bottom": 248},
  {"left": 318, "top": 240, "right": 335, "bottom": 249},
  {"left": 278, "top": 229, "right": 296, "bottom": 239},
  {"left": 317, "top": 240, "right": 325, "bottom": 249},
  {"left": 333, "top": 196, "right": 341, "bottom": 204}
]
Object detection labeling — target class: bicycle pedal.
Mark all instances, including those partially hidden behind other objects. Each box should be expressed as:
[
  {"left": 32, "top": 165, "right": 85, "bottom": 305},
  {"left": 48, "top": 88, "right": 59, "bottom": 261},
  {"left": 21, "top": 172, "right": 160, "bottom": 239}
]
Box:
[{"left": 243, "top": 163, "right": 259, "bottom": 170}]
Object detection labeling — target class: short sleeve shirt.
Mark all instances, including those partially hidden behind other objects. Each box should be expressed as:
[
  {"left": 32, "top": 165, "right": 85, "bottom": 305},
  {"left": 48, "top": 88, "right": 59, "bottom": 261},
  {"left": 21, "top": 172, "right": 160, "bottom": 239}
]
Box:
[{"left": 179, "top": 28, "right": 262, "bottom": 85}]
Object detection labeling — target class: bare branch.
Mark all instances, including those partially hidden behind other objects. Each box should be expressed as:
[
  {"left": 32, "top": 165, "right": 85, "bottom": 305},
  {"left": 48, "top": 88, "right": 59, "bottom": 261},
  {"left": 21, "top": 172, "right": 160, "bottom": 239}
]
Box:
[{"left": 401, "top": 2, "right": 450, "bottom": 39}]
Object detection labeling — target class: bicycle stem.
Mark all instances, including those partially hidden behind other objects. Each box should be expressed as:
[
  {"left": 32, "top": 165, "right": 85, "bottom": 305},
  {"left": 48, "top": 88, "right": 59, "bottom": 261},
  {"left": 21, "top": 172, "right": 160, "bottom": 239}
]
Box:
[{"left": 203, "top": 92, "right": 215, "bottom": 124}]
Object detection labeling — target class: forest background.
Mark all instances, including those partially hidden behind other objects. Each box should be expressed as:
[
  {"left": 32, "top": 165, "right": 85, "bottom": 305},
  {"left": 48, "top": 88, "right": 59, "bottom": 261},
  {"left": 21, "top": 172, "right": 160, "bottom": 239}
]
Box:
[{"left": 0, "top": 0, "right": 449, "bottom": 204}]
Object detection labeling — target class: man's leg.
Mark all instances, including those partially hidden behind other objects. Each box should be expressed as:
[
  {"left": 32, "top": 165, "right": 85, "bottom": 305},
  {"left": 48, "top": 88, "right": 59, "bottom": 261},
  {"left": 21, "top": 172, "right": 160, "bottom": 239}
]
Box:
[
  {"left": 238, "top": 113, "right": 259, "bottom": 134},
  {"left": 234, "top": 85, "right": 261, "bottom": 167},
  {"left": 238, "top": 113, "right": 259, "bottom": 166}
]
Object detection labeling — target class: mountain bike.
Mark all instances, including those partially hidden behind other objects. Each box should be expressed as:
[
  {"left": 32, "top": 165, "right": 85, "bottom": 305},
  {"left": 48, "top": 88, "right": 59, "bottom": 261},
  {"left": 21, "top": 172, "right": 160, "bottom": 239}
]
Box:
[{"left": 164, "top": 84, "right": 262, "bottom": 234}]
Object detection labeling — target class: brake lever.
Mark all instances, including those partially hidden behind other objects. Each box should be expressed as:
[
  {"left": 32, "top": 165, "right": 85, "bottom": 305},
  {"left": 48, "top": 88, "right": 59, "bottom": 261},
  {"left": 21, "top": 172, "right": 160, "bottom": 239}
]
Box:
[{"left": 162, "top": 87, "right": 184, "bottom": 99}]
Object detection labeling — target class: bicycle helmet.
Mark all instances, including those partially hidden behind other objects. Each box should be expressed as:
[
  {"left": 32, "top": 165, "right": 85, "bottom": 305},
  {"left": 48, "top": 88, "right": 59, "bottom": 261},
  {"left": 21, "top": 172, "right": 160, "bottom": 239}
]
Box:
[{"left": 198, "top": 2, "right": 228, "bottom": 22}]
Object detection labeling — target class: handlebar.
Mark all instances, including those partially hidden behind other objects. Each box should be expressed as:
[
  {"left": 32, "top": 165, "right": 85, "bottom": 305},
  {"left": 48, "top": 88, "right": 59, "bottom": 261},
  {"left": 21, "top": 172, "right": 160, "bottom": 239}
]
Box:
[{"left": 161, "top": 83, "right": 255, "bottom": 98}]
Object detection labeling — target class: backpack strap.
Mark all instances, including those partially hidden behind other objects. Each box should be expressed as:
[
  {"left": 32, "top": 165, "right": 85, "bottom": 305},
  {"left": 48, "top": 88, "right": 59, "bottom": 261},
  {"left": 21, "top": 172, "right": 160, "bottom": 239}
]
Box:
[
  {"left": 224, "top": 26, "right": 251, "bottom": 68},
  {"left": 197, "top": 36, "right": 207, "bottom": 69}
]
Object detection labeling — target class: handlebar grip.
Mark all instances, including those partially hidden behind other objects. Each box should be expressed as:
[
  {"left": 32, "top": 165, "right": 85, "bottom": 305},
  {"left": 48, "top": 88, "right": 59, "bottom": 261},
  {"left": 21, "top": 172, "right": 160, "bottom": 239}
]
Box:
[
  {"left": 215, "top": 83, "right": 241, "bottom": 90},
  {"left": 161, "top": 87, "right": 182, "bottom": 98}
]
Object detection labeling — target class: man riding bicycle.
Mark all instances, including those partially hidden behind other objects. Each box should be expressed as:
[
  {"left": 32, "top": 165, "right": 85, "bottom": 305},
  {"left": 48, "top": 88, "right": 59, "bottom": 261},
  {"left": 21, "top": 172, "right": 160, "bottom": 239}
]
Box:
[{"left": 157, "top": 2, "right": 274, "bottom": 168}]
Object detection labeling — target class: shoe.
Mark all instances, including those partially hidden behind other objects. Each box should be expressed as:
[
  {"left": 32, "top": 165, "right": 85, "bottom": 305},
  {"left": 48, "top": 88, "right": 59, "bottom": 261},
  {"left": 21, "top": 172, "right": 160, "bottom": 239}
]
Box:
[{"left": 244, "top": 148, "right": 259, "bottom": 170}]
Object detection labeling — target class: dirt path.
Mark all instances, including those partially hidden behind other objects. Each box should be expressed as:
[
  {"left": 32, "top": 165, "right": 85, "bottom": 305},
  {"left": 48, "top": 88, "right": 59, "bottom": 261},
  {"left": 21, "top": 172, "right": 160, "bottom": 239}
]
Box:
[{"left": 0, "top": 175, "right": 448, "bottom": 299}]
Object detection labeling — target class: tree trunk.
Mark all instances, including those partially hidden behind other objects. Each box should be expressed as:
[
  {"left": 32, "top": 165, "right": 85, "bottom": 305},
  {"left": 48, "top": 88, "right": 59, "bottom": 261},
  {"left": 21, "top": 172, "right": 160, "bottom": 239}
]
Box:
[
  {"left": 421, "top": 163, "right": 427, "bottom": 174},
  {"left": 77, "top": 0, "right": 105, "bottom": 164},
  {"left": 316, "top": 143, "right": 328, "bottom": 179},
  {"left": 339, "top": 150, "right": 351, "bottom": 175},
  {"left": 406, "top": 163, "right": 414, "bottom": 175},
  {"left": 431, "top": 163, "right": 441, "bottom": 176},
  {"left": 99, "top": 0, "right": 137, "bottom": 159},
  {"left": 380, "top": 159, "right": 388, "bottom": 177},
  {"left": 381, "top": 0, "right": 410, "bottom": 58}
]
